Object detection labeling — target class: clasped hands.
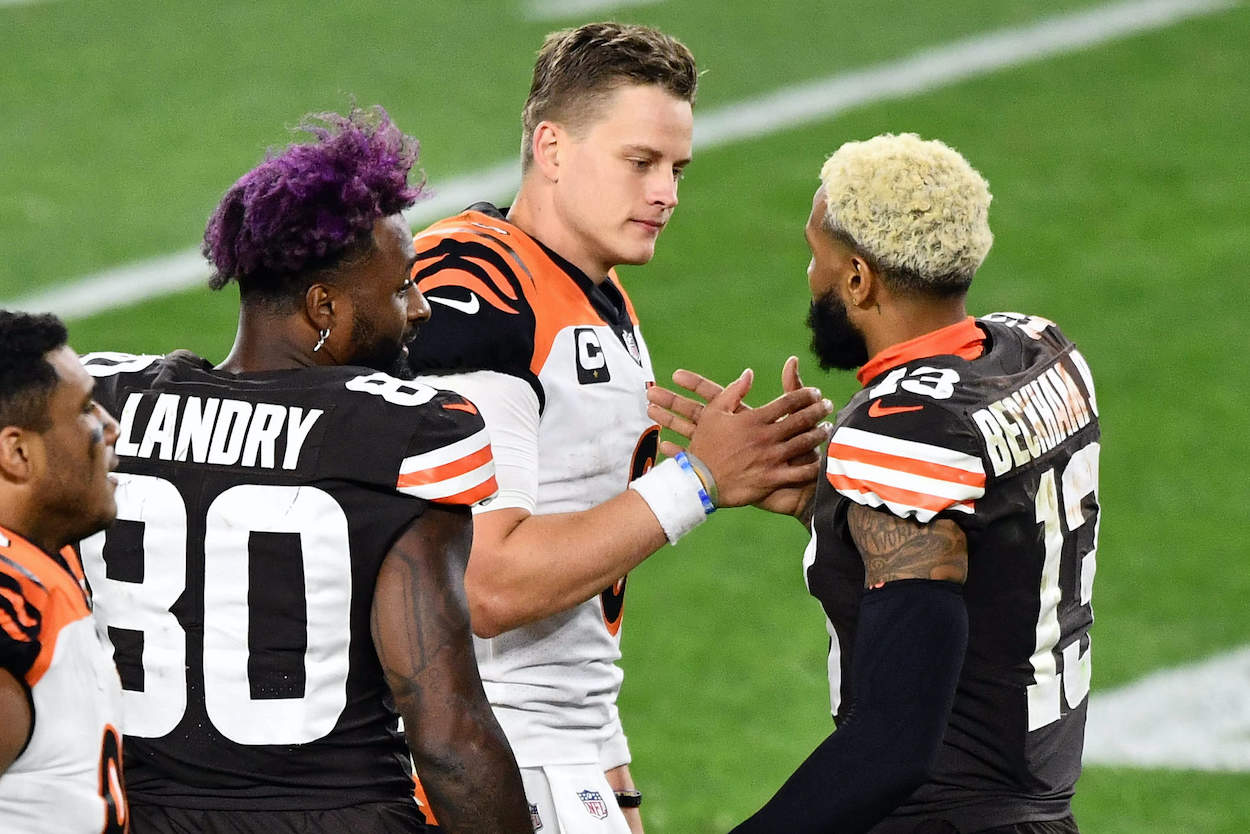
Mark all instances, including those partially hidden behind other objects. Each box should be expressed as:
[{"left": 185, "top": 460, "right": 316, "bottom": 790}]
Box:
[{"left": 646, "top": 356, "right": 833, "bottom": 519}]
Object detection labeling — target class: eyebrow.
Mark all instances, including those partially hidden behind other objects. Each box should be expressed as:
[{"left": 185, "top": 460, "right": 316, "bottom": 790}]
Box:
[{"left": 622, "top": 144, "right": 692, "bottom": 167}]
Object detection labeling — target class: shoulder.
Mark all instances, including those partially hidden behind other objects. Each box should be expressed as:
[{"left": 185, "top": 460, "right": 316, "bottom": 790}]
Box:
[
  {"left": 326, "top": 370, "right": 498, "bottom": 508},
  {"left": 408, "top": 208, "right": 540, "bottom": 383},
  {"left": 0, "top": 531, "right": 51, "bottom": 679},
  {"left": 827, "top": 365, "right": 987, "bottom": 524}
]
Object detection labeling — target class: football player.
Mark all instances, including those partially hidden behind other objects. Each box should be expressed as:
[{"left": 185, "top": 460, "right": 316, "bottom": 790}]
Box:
[
  {"left": 79, "top": 108, "right": 530, "bottom": 833},
  {"left": 405, "top": 22, "right": 835, "bottom": 834},
  {"left": 652, "top": 134, "right": 1098, "bottom": 833},
  {"left": 0, "top": 310, "right": 128, "bottom": 833}
]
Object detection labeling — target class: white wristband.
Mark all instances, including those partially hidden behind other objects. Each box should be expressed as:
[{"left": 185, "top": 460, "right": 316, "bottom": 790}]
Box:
[{"left": 629, "top": 456, "right": 711, "bottom": 544}]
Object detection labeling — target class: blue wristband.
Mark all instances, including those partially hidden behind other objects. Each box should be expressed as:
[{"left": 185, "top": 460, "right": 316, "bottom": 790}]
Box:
[{"left": 674, "top": 451, "right": 716, "bottom": 516}]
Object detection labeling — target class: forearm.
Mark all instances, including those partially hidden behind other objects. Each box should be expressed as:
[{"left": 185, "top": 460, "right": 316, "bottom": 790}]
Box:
[
  {"left": 467, "top": 490, "right": 669, "bottom": 636},
  {"left": 407, "top": 697, "right": 531, "bottom": 832},
  {"left": 732, "top": 580, "right": 968, "bottom": 834}
]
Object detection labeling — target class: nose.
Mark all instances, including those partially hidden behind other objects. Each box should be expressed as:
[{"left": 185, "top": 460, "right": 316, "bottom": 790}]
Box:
[
  {"left": 408, "top": 285, "right": 432, "bottom": 323},
  {"left": 649, "top": 169, "right": 679, "bottom": 209},
  {"left": 97, "top": 402, "right": 120, "bottom": 448}
]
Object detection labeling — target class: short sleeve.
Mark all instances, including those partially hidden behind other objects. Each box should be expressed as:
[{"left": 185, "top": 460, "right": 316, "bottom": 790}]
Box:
[
  {"left": 826, "top": 399, "right": 987, "bottom": 524},
  {"left": 0, "top": 567, "right": 43, "bottom": 683},
  {"left": 416, "top": 371, "right": 540, "bottom": 515}
]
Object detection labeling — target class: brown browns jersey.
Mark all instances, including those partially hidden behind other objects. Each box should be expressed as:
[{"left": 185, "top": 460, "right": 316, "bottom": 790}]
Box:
[
  {"left": 78, "top": 350, "right": 496, "bottom": 810},
  {"left": 805, "top": 314, "right": 1101, "bottom": 832}
]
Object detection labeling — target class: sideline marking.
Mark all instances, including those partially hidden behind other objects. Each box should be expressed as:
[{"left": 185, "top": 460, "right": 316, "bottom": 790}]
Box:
[
  {"left": 523, "top": 0, "right": 664, "bottom": 22},
  {"left": 5, "top": 0, "right": 1236, "bottom": 320},
  {"left": 1084, "top": 645, "right": 1250, "bottom": 772}
]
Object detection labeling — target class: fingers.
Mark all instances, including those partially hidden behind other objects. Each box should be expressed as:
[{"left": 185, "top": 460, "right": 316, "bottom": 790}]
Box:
[
  {"left": 671, "top": 369, "right": 726, "bottom": 402},
  {"left": 755, "top": 386, "right": 831, "bottom": 426},
  {"left": 778, "top": 423, "right": 835, "bottom": 462},
  {"left": 781, "top": 355, "right": 803, "bottom": 393},
  {"left": 646, "top": 402, "right": 697, "bottom": 440},
  {"left": 646, "top": 385, "right": 705, "bottom": 423}
]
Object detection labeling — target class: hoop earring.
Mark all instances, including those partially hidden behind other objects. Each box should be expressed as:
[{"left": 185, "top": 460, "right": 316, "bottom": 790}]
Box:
[{"left": 313, "top": 328, "right": 330, "bottom": 353}]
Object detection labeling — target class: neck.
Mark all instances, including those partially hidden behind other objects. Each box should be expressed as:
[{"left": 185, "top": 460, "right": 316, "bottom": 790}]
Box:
[
  {"left": 862, "top": 296, "right": 969, "bottom": 359},
  {"left": 507, "top": 181, "right": 610, "bottom": 284},
  {"left": 0, "top": 503, "right": 64, "bottom": 556},
  {"left": 216, "top": 305, "right": 327, "bottom": 374}
]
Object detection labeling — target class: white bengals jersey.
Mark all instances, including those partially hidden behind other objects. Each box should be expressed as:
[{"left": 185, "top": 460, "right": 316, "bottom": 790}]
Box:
[
  {"left": 407, "top": 204, "right": 659, "bottom": 768},
  {"left": 0, "top": 526, "right": 128, "bottom": 833}
]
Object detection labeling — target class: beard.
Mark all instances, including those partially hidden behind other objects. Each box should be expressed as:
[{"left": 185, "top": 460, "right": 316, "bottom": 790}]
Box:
[
  {"left": 348, "top": 314, "right": 409, "bottom": 374},
  {"left": 807, "top": 291, "right": 869, "bottom": 371}
]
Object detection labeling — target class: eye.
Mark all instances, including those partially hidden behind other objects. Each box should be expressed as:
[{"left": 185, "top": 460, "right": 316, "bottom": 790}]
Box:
[
  {"left": 397, "top": 277, "right": 416, "bottom": 297},
  {"left": 628, "top": 158, "right": 650, "bottom": 170}
]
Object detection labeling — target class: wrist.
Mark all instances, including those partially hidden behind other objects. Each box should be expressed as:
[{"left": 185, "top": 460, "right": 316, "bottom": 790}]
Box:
[{"left": 629, "top": 454, "right": 714, "bottom": 544}]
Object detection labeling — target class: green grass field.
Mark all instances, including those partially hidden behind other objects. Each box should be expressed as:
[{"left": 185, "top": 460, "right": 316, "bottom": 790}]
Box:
[{"left": 5, "top": 0, "right": 1249, "bottom": 830}]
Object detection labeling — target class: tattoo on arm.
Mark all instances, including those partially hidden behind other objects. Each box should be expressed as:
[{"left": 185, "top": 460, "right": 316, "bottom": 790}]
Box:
[{"left": 847, "top": 503, "right": 968, "bottom": 588}]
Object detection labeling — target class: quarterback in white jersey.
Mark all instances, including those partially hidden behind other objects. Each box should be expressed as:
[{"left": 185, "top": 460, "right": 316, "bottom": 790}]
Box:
[
  {"left": 0, "top": 311, "right": 128, "bottom": 834},
  {"left": 403, "top": 25, "right": 833, "bottom": 834}
]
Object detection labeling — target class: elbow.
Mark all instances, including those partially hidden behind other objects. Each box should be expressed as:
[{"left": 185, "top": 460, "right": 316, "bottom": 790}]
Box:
[{"left": 466, "top": 579, "right": 512, "bottom": 639}]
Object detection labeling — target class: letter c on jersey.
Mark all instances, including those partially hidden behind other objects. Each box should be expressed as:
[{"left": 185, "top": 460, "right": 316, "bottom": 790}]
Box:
[{"left": 574, "top": 328, "right": 611, "bottom": 385}]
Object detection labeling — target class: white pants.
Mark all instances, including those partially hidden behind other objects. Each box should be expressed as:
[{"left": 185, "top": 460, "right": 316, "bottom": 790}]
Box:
[{"left": 521, "top": 764, "right": 632, "bottom": 833}]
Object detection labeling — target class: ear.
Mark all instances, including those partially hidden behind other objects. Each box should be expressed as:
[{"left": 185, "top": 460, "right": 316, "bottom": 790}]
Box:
[
  {"left": 531, "top": 120, "right": 564, "bottom": 182},
  {"left": 845, "top": 255, "right": 881, "bottom": 310},
  {"left": 0, "top": 426, "right": 35, "bottom": 484},
  {"left": 304, "top": 281, "right": 346, "bottom": 335}
]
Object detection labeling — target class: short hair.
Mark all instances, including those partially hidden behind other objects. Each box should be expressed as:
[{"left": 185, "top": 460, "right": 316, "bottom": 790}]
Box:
[
  {"left": 819, "top": 133, "right": 993, "bottom": 297},
  {"left": 520, "top": 22, "right": 698, "bottom": 171},
  {"left": 0, "top": 310, "right": 69, "bottom": 432},
  {"left": 203, "top": 106, "right": 424, "bottom": 308}
]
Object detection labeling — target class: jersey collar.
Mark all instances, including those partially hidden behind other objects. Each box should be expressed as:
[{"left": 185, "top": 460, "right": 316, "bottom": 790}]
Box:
[{"left": 856, "top": 316, "right": 986, "bottom": 386}]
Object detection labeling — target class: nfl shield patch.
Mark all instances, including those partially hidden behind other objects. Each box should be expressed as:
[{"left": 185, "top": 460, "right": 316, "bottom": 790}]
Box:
[
  {"left": 529, "top": 802, "right": 543, "bottom": 830},
  {"left": 577, "top": 788, "right": 609, "bottom": 820}
]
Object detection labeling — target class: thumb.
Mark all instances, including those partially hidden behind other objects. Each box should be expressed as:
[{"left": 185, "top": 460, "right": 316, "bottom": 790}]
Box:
[
  {"left": 658, "top": 439, "right": 685, "bottom": 459},
  {"left": 782, "top": 355, "right": 803, "bottom": 393}
]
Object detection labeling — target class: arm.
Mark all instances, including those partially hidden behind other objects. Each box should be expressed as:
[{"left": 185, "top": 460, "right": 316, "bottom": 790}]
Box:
[
  {"left": 646, "top": 356, "right": 826, "bottom": 525},
  {"left": 731, "top": 505, "right": 969, "bottom": 834},
  {"left": 464, "top": 368, "right": 832, "bottom": 637},
  {"left": 0, "top": 667, "right": 31, "bottom": 774},
  {"left": 370, "top": 505, "right": 531, "bottom": 833}
]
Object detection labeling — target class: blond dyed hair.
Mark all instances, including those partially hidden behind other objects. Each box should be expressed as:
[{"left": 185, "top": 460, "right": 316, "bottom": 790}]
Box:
[
  {"left": 520, "top": 22, "right": 697, "bottom": 171},
  {"left": 820, "top": 133, "right": 993, "bottom": 296}
]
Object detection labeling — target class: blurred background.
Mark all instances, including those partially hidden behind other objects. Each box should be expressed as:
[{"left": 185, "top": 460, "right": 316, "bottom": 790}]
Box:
[{"left": 4, "top": 0, "right": 1248, "bottom": 830}]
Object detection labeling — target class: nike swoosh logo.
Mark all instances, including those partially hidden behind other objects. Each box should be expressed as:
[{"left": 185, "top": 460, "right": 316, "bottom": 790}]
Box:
[
  {"left": 428, "top": 293, "right": 480, "bottom": 315},
  {"left": 868, "top": 399, "right": 925, "bottom": 417},
  {"left": 443, "top": 400, "right": 478, "bottom": 415}
]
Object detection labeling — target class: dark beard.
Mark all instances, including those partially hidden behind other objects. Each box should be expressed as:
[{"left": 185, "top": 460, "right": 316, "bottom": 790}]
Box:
[
  {"left": 348, "top": 314, "right": 406, "bottom": 373},
  {"left": 807, "top": 291, "right": 869, "bottom": 371}
]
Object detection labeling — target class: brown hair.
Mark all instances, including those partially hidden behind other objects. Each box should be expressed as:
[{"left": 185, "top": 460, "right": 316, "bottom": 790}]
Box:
[{"left": 520, "top": 22, "right": 697, "bottom": 170}]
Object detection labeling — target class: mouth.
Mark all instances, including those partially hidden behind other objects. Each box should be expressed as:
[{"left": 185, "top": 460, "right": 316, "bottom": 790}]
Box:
[{"left": 632, "top": 219, "right": 665, "bottom": 234}]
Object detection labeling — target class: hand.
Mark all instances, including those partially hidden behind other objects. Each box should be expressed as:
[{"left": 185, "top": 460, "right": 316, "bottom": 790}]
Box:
[{"left": 647, "top": 357, "right": 833, "bottom": 512}]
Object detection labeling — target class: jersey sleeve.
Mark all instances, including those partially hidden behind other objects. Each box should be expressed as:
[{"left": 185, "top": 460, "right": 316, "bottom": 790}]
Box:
[
  {"left": 406, "top": 222, "right": 544, "bottom": 406},
  {"left": 388, "top": 385, "right": 500, "bottom": 508},
  {"left": 826, "top": 398, "right": 987, "bottom": 524},
  {"left": 414, "top": 371, "right": 540, "bottom": 515},
  {"left": 0, "top": 557, "right": 44, "bottom": 683}
]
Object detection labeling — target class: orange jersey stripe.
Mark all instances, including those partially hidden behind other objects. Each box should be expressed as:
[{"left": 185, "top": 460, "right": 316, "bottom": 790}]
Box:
[
  {"left": 397, "top": 446, "right": 494, "bottom": 488},
  {"left": 430, "top": 476, "right": 499, "bottom": 506},
  {"left": 827, "top": 472, "right": 974, "bottom": 514},
  {"left": 828, "top": 442, "right": 987, "bottom": 488},
  {"left": 0, "top": 585, "right": 38, "bottom": 629}
]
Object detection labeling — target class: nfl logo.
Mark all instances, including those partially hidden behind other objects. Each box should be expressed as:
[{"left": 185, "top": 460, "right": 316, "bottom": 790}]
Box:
[
  {"left": 529, "top": 802, "right": 543, "bottom": 830},
  {"left": 622, "top": 331, "right": 642, "bottom": 364},
  {"left": 577, "top": 789, "right": 609, "bottom": 820}
]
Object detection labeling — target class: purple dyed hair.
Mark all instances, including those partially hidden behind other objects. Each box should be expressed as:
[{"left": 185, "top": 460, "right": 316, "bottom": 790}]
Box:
[{"left": 203, "top": 106, "right": 424, "bottom": 298}]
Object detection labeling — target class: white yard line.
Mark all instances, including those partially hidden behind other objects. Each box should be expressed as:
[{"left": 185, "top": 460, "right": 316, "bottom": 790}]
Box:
[
  {"left": 523, "top": 0, "right": 664, "bottom": 23},
  {"left": 1084, "top": 645, "right": 1250, "bottom": 771},
  {"left": 0, "top": 0, "right": 60, "bottom": 7},
  {"left": 4, "top": 0, "right": 1236, "bottom": 320}
]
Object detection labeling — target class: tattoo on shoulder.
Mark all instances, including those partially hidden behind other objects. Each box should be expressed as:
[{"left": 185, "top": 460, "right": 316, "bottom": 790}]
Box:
[{"left": 847, "top": 503, "right": 968, "bottom": 588}]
